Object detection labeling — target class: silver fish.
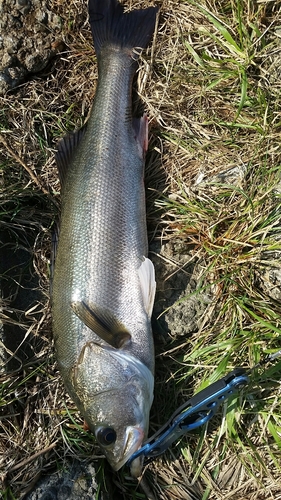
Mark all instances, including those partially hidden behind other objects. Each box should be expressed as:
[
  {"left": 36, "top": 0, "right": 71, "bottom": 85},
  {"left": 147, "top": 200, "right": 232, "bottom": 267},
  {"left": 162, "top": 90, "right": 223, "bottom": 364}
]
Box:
[{"left": 52, "top": 0, "right": 158, "bottom": 476}]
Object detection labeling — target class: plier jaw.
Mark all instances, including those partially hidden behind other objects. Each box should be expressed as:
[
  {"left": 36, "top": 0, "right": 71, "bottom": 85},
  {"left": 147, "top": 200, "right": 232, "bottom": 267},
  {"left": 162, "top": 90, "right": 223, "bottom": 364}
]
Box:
[{"left": 127, "top": 368, "right": 249, "bottom": 466}]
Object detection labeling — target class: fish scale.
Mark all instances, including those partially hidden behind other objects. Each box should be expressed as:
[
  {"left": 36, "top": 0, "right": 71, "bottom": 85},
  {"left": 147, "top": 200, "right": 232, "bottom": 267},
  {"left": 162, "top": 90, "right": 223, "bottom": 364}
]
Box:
[{"left": 52, "top": 0, "right": 158, "bottom": 476}]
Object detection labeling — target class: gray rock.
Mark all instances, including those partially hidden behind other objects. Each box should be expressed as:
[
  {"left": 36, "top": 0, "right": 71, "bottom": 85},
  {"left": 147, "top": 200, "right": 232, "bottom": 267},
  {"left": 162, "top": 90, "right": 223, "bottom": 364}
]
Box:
[
  {"left": 256, "top": 257, "right": 281, "bottom": 302},
  {"left": 0, "top": 0, "right": 62, "bottom": 94},
  {"left": 24, "top": 461, "right": 99, "bottom": 500},
  {"left": 194, "top": 164, "right": 247, "bottom": 189},
  {"left": 151, "top": 239, "right": 211, "bottom": 339}
]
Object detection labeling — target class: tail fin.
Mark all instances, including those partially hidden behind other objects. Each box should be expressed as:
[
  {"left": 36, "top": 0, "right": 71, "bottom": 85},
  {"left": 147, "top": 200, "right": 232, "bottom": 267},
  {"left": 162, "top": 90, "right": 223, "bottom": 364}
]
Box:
[{"left": 88, "top": 0, "right": 158, "bottom": 56}]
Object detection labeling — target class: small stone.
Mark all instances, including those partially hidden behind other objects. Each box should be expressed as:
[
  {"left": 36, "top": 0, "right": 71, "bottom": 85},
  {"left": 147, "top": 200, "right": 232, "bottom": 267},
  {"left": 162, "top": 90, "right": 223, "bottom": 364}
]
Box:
[
  {"left": 35, "top": 9, "right": 48, "bottom": 24},
  {"left": 16, "top": 0, "right": 31, "bottom": 14},
  {"left": 0, "top": 74, "right": 9, "bottom": 94}
]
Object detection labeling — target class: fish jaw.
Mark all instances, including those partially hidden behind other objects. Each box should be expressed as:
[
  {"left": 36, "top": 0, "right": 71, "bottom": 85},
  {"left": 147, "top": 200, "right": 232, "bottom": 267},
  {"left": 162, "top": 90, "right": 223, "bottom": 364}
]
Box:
[
  {"left": 130, "top": 456, "right": 144, "bottom": 479},
  {"left": 68, "top": 342, "right": 154, "bottom": 472},
  {"left": 103, "top": 425, "right": 145, "bottom": 471}
]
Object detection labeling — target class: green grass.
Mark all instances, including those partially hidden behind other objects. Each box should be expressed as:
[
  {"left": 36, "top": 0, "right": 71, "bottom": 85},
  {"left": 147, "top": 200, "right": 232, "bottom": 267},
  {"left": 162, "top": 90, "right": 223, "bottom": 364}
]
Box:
[{"left": 147, "top": 0, "right": 281, "bottom": 497}]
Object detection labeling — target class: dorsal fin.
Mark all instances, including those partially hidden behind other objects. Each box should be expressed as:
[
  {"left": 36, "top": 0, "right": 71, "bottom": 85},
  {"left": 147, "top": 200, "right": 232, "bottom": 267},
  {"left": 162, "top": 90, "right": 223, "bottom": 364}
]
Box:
[
  {"left": 49, "top": 221, "right": 59, "bottom": 300},
  {"left": 55, "top": 126, "right": 86, "bottom": 187}
]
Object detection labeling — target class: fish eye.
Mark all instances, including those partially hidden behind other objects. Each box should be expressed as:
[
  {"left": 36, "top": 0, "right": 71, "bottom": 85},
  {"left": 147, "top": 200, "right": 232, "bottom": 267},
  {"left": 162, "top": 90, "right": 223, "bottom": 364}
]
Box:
[{"left": 96, "top": 427, "right": 117, "bottom": 446}]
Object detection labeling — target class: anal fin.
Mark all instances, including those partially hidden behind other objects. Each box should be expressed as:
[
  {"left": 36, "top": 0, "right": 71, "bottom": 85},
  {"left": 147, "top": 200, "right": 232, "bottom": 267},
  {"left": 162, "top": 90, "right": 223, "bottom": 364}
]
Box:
[{"left": 133, "top": 114, "right": 148, "bottom": 159}]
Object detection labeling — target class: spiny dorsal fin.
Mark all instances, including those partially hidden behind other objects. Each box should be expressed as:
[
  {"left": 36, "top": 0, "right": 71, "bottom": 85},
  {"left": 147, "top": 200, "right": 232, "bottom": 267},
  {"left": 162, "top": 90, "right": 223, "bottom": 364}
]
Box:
[
  {"left": 138, "top": 257, "right": 156, "bottom": 319},
  {"left": 55, "top": 126, "right": 86, "bottom": 188},
  {"left": 71, "top": 300, "right": 131, "bottom": 349}
]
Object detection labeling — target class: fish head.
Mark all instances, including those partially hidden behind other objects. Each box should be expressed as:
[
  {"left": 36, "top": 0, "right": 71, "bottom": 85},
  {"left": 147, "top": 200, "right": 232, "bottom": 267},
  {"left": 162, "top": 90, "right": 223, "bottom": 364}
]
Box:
[
  {"left": 70, "top": 343, "right": 154, "bottom": 473},
  {"left": 91, "top": 389, "right": 147, "bottom": 472}
]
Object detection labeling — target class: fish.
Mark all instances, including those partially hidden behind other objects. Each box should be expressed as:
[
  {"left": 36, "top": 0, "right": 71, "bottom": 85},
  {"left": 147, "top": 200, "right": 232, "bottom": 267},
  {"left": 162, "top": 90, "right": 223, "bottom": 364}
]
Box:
[{"left": 52, "top": 0, "right": 158, "bottom": 476}]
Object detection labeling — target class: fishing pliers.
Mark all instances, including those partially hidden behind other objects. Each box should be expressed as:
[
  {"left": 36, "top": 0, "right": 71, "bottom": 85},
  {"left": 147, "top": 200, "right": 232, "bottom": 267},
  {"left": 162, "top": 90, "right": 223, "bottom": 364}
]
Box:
[{"left": 127, "top": 367, "right": 249, "bottom": 465}]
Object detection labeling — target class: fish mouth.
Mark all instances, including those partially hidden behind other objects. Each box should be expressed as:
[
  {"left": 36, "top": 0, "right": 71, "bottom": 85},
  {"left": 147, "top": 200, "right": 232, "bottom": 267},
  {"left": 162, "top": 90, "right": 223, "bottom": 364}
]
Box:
[{"left": 112, "top": 426, "right": 144, "bottom": 471}]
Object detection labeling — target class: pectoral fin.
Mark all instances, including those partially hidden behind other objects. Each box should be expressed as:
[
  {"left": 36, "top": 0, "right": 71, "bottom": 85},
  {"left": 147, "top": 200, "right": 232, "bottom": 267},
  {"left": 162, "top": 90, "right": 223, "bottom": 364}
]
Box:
[
  {"left": 138, "top": 257, "right": 156, "bottom": 319},
  {"left": 71, "top": 301, "right": 131, "bottom": 349}
]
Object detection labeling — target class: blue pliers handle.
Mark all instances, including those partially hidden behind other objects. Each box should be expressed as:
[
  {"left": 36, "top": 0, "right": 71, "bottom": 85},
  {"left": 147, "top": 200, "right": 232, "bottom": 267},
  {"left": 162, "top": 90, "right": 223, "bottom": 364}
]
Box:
[{"left": 127, "top": 368, "right": 249, "bottom": 465}]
